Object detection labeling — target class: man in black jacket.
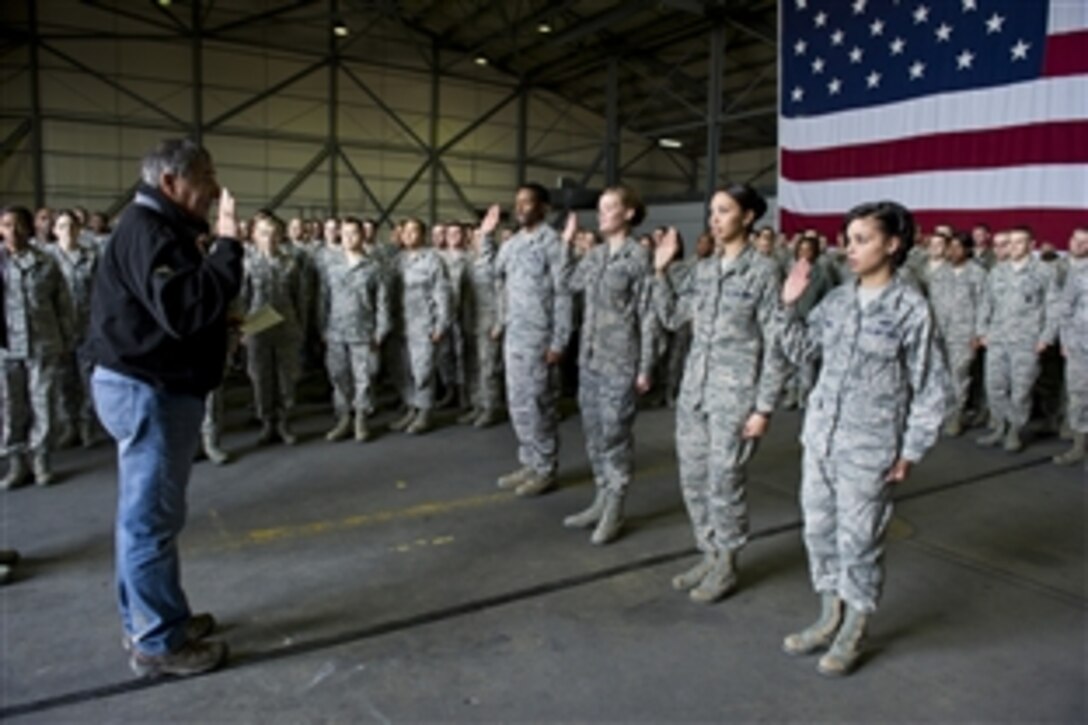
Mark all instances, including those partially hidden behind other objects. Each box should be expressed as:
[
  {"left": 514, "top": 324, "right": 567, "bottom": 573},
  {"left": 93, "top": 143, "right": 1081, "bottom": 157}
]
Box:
[{"left": 86, "top": 138, "right": 243, "bottom": 678}]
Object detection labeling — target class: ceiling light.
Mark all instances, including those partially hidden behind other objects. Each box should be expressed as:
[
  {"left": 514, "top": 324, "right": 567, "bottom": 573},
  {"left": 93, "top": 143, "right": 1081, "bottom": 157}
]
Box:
[
  {"left": 537, "top": 22, "right": 552, "bottom": 33},
  {"left": 157, "top": 0, "right": 172, "bottom": 6},
  {"left": 333, "top": 20, "right": 349, "bottom": 37},
  {"left": 474, "top": 55, "right": 489, "bottom": 66},
  {"left": 658, "top": 138, "right": 683, "bottom": 149}
]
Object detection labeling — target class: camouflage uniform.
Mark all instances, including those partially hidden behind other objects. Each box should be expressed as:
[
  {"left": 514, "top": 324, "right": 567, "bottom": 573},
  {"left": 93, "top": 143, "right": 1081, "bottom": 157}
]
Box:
[
  {"left": 664, "top": 258, "right": 696, "bottom": 406},
  {"left": 462, "top": 241, "right": 503, "bottom": 415},
  {"left": 653, "top": 246, "right": 786, "bottom": 556},
  {"left": 394, "top": 248, "right": 450, "bottom": 411},
  {"left": 927, "top": 261, "right": 987, "bottom": 423},
  {"left": 49, "top": 244, "right": 98, "bottom": 435},
  {"left": 241, "top": 248, "right": 306, "bottom": 425},
  {"left": 1058, "top": 259, "right": 1088, "bottom": 434},
  {"left": 570, "top": 238, "right": 655, "bottom": 495},
  {"left": 494, "top": 224, "right": 572, "bottom": 478},
  {"left": 438, "top": 249, "right": 470, "bottom": 402},
  {"left": 1, "top": 246, "right": 73, "bottom": 462},
  {"left": 979, "top": 258, "right": 1059, "bottom": 430},
  {"left": 783, "top": 258, "right": 837, "bottom": 407},
  {"left": 320, "top": 250, "right": 390, "bottom": 416},
  {"left": 777, "top": 277, "right": 951, "bottom": 613}
]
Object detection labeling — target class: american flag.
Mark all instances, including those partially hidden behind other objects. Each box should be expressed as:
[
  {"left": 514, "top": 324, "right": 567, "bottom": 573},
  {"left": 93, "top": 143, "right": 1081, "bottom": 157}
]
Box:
[{"left": 778, "top": 0, "right": 1088, "bottom": 247}]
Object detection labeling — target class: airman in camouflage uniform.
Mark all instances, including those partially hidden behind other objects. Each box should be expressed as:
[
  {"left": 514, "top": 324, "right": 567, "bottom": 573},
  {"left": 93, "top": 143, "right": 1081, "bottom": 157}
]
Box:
[
  {"left": 49, "top": 211, "right": 99, "bottom": 446},
  {"left": 562, "top": 221, "right": 655, "bottom": 545},
  {"left": 240, "top": 216, "right": 306, "bottom": 445},
  {"left": 926, "top": 235, "right": 987, "bottom": 436},
  {"left": 1054, "top": 228, "right": 1088, "bottom": 465},
  {"left": 0, "top": 207, "right": 74, "bottom": 488},
  {"left": 977, "top": 229, "right": 1059, "bottom": 452},
  {"left": 388, "top": 220, "right": 451, "bottom": 436},
  {"left": 490, "top": 187, "right": 573, "bottom": 497},
  {"left": 319, "top": 223, "right": 391, "bottom": 443},
  {"left": 777, "top": 201, "right": 951, "bottom": 678},
  {"left": 438, "top": 225, "right": 470, "bottom": 410},
  {"left": 654, "top": 241, "right": 786, "bottom": 601},
  {"left": 459, "top": 228, "right": 504, "bottom": 427}
]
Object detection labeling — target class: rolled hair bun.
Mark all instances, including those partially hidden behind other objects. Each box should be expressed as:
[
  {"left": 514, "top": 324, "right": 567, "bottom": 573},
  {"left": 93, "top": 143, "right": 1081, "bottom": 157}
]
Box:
[{"left": 717, "top": 183, "right": 767, "bottom": 230}]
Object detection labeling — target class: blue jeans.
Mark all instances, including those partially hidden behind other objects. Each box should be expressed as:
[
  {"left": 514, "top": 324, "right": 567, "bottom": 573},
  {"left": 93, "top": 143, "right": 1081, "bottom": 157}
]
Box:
[{"left": 92, "top": 366, "right": 205, "bottom": 655}]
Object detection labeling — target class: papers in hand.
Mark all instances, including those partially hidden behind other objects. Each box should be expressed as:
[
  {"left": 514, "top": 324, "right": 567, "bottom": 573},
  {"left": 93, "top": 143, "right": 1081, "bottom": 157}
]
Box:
[{"left": 240, "top": 305, "right": 284, "bottom": 337}]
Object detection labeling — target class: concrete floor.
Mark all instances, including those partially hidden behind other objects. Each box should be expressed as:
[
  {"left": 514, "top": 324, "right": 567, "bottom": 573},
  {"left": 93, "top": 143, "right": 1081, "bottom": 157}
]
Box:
[{"left": 0, "top": 391, "right": 1084, "bottom": 723}]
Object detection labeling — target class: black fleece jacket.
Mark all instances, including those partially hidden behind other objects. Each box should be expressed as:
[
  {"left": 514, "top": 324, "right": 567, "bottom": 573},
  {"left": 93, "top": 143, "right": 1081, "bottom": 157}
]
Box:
[{"left": 84, "top": 183, "right": 244, "bottom": 396}]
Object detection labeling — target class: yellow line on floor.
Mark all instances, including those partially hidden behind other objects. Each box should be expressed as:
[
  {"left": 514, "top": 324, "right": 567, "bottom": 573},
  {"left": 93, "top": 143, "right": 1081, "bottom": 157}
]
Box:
[{"left": 198, "top": 491, "right": 512, "bottom": 553}]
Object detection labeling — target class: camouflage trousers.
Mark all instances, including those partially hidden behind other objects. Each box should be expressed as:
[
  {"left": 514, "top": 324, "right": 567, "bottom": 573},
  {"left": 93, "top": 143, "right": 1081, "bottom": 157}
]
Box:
[
  {"left": 201, "top": 386, "right": 224, "bottom": 439},
  {"left": 675, "top": 404, "right": 753, "bottom": 555},
  {"left": 578, "top": 368, "right": 638, "bottom": 494},
  {"left": 437, "top": 322, "right": 465, "bottom": 392},
  {"left": 985, "top": 342, "right": 1040, "bottom": 429},
  {"left": 246, "top": 335, "right": 300, "bottom": 422},
  {"left": 326, "top": 341, "right": 377, "bottom": 415},
  {"left": 801, "top": 446, "right": 893, "bottom": 614},
  {"left": 505, "top": 341, "right": 560, "bottom": 477},
  {"left": 1066, "top": 346, "right": 1088, "bottom": 434},
  {"left": 1, "top": 356, "right": 58, "bottom": 455},
  {"left": 665, "top": 324, "right": 692, "bottom": 403},
  {"left": 57, "top": 348, "right": 95, "bottom": 428},
  {"left": 465, "top": 330, "right": 503, "bottom": 413},
  {"left": 401, "top": 333, "right": 437, "bottom": 411},
  {"left": 944, "top": 337, "right": 977, "bottom": 420}
]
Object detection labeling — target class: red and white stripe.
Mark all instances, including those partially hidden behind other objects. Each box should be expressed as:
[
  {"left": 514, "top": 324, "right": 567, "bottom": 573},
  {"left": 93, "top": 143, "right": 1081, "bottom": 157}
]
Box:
[{"left": 779, "top": 2, "right": 1088, "bottom": 247}]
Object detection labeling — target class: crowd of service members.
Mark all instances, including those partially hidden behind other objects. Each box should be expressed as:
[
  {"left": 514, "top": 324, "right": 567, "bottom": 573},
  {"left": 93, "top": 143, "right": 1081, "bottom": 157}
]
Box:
[
  {"left": 1, "top": 202, "right": 1082, "bottom": 487},
  {"left": 0, "top": 192, "right": 1084, "bottom": 679}
]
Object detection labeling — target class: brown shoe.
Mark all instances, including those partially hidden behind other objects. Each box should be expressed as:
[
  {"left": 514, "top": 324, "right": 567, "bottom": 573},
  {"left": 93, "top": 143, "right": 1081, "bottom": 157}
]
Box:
[
  {"left": 129, "top": 638, "right": 228, "bottom": 678},
  {"left": 123, "top": 612, "right": 217, "bottom": 653}
]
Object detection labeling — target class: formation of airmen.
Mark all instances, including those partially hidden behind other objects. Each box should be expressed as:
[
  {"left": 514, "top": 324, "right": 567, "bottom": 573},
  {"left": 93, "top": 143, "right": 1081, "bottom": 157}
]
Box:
[{"left": 0, "top": 185, "right": 1084, "bottom": 675}]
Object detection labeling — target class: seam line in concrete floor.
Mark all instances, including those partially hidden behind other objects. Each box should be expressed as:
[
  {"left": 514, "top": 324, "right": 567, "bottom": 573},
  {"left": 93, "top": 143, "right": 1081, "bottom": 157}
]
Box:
[{"left": 0, "top": 455, "right": 1062, "bottom": 721}]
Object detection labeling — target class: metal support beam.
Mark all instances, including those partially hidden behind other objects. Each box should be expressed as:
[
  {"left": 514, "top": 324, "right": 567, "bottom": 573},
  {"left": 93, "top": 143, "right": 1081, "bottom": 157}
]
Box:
[
  {"left": 436, "top": 163, "right": 477, "bottom": 219},
  {"left": 704, "top": 23, "right": 725, "bottom": 202},
  {"left": 268, "top": 146, "right": 330, "bottom": 211},
  {"left": 81, "top": 1, "right": 185, "bottom": 34},
  {"left": 27, "top": 0, "right": 44, "bottom": 208},
  {"left": 578, "top": 148, "right": 606, "bottom": 188},
  {"left": 341, "top": 66, "right": 428, "bottom": 149},
  {"left": 0, "top": 119, "right": 31, "bottom": 165},
  {"left": 191, "top": 0, "right": 203, "bottom": 145},
  {"left": 377, "top": 158, "right": 431, "bottom": 228},
  {"left": 208, "top": 0, "right": 318, "bottom": 35},
  {"left": 428, "top": 40, "right": 439, "bottom": 226},
  {"left": 604, "top": 56, "right": 620, "bottom": 186},
  {"left": 337, "top": 148, "right": 387, "bottom": 220},
  {"left": 204, "top": 58, "right": 328, "bottom": 131},
  {"left": 328, "top": 0, "right": 339, "bottom": 215},
  {"left": 516, "top": 86, "right": 528, "bottom": 185},
  {"left": 435, "top": 88, "right": 521, "bottom": 157},
  {"left": 619, "top": 141, "right": 657, "bottom": 174},
  {"left": 41, "top": 42, "right": 189, "bottom": 128}
]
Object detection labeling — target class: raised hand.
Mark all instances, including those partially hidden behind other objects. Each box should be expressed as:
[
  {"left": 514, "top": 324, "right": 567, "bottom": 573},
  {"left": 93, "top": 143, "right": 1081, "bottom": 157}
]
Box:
[
  {"left": 653, "top": 226, "right": 680, "bottom": 272},
  {"left": 781, "top": 258, "right": 812, "bottom": 305},
  {"left": 562, "top": 211, "right": 578, "bottom": 245},
  {"left": 479, "top": 204, "right": 501, "bottom": 236},
  {"left": 216, "top": 187, "right": 238, "bottom": 239}
]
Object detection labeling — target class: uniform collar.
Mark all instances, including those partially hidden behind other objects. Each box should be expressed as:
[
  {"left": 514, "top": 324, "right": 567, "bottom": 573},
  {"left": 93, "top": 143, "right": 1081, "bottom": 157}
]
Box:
[
  {"left": 133, "top": 182, "right": 211, "bottom": 239},
  {"left": 716, "top": 243, "right": 755, "bottom": 277},
  {"left": 846, "top": 275, "right": 904, "bottom": 312}
]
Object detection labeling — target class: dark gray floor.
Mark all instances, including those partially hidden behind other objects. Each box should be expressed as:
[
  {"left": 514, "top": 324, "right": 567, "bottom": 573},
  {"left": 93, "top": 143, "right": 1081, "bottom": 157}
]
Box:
[{"left": 1, "top": 397, "right": 1085, "bottom": 723}]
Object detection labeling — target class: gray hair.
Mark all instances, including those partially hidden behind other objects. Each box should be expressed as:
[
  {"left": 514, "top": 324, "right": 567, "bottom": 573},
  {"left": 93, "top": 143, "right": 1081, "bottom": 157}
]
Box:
[{"left": 140, "top": 138, "right": 211, "bottom": 186}]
